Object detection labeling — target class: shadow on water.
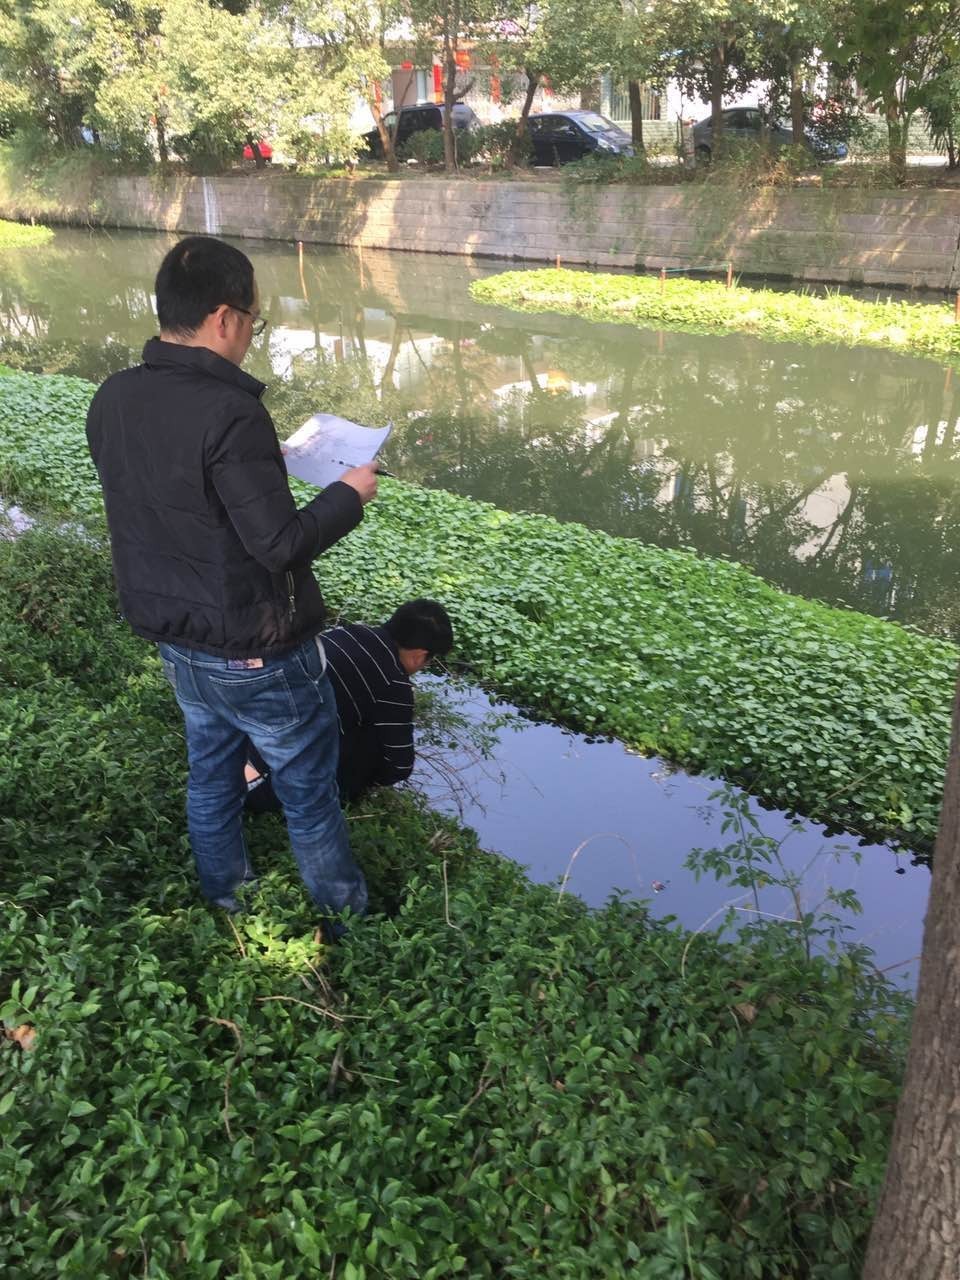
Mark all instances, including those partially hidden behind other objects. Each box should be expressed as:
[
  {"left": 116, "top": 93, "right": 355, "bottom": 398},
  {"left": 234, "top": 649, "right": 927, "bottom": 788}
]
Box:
[{"left": 413, "top": 677, "right": 928, "bottom": 990}]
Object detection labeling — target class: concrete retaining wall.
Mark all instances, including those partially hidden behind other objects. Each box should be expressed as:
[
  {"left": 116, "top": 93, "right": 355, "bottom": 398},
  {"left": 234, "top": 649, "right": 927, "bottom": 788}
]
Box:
[{"left": 5, "top": 173, "right": 960, "bottom": 290}]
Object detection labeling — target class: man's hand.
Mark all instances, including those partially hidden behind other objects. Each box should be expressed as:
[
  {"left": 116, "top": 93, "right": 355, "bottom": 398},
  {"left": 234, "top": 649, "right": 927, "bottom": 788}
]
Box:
[{"left": 339, "top": 461, "right": 379, "bottom": 505}]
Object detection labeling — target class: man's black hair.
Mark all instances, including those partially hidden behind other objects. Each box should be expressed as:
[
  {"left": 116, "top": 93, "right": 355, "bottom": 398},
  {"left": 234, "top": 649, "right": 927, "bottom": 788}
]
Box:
[
  {"left": 385, "top": 599, "right": 453, "bottom": 657},
  {"left": 155, "top": 236, "right": 255, "bottom": 336}
]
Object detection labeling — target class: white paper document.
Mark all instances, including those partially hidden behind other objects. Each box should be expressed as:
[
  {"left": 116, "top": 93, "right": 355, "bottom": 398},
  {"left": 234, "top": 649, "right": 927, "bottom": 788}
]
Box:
[{"left": 281, "top": 413, "right": 392, "bottom": 488}]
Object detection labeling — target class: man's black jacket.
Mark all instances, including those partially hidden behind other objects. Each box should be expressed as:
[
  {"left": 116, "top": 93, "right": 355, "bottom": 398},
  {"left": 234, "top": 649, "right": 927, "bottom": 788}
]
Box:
[{"left": 86, "top": 338, "right": 363, "bottom": 658}]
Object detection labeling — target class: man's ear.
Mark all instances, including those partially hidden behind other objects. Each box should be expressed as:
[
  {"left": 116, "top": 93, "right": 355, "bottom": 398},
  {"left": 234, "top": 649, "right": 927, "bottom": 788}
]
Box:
[
  {"left": 209, "top": 304, "right": 232, "bottom": 335},
  {"left": 399, "top": 646, "right": 430, "bottom": 675}
]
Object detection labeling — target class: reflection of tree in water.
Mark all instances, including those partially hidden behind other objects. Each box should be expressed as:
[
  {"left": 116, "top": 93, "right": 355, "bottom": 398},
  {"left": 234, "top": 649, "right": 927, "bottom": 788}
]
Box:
[
  {"left": 0, "top": 234, "right": 156, "bottom": 381},
  {"left": 391, "top": 327, "right": 960, "bottom": 638}
]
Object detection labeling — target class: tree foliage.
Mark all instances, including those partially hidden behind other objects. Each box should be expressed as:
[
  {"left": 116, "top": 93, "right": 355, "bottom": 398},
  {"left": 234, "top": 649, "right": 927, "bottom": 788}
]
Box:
[
  {"left": 827, "top": 0, "right": 960, "bottom": 177},
  {"left": 1, "top": 0, "right": 960, "bottom": 173}
]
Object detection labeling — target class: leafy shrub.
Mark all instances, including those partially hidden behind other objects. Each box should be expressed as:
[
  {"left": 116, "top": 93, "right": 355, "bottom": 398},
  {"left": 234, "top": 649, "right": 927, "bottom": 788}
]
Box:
[
  {"left": 397, "top": 123, "right": 530, "bottom": 170},
  {"left": 702, "top": 139, "right": 816, "bottom": 189},
  {"left": 561, "top": 153, "right": 654, "bottom": 186},
  {"left": 169, "top": 120, "right": 239, "bottom": 174},
  {"left": 467, "top": 121, "right": 531, "bottom": 169},
  {"left": 398, "top": 129, "right": 445, "bottom": 167},
  {"left": 0, "top": 521, "right": 910, "bottom": 1277},
  {"left": 1, "top": 367, "right": 956, "bottom": 853}
]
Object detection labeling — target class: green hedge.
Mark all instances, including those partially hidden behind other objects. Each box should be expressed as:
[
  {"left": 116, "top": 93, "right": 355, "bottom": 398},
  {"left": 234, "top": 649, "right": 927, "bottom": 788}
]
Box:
[
  {"left": 470, "top": 268, "right": 960, "bottom": 368},
  {"left": 0, "top": 522, "right": 909, "bottom": 1278},
  {"left": 0, "top": 368, "right": 955, "bottom": 852}
]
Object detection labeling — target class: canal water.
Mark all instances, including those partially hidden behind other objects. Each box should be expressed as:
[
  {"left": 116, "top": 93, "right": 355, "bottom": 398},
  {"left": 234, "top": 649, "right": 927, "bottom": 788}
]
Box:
[
  {"left": 2, "top": 226, "right": 953, "bottom": 979},
  {"left": 411, "top": 679, "right": 927, "bottom": 986}
]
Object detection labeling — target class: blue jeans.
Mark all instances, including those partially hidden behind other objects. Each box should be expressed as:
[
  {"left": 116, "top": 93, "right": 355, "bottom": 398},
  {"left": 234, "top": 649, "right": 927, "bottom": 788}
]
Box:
[{"left": 158, "top": 638, "right": 367, "bottom": 926}]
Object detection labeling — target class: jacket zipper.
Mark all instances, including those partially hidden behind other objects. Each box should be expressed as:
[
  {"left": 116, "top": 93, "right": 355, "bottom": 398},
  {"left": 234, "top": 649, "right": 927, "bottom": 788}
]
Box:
[{"left": 286, "top": 570, "right": 297, "bottom": 621}]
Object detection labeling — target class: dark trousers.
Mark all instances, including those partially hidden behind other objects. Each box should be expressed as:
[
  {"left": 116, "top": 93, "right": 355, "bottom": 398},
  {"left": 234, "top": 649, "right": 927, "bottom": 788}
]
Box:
[{"left": 246, "top": 727, "right": 386, "bottom": 814}]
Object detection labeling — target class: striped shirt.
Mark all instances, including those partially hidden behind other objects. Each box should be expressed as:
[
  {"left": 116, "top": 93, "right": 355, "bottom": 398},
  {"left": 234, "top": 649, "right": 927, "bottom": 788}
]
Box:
[{"left": 322, "top": 623, "right": 414, "bottom": 785}]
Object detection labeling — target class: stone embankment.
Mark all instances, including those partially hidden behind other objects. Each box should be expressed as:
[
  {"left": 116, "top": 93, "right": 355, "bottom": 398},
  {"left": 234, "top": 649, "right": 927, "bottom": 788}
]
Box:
[{"left": 3, "top": 172, "right": 960, "bottom": 290}]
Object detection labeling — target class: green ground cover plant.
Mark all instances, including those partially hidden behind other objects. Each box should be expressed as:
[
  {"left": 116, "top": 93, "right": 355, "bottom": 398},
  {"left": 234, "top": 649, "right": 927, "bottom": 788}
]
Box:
[
  {"left": 0, "top": 218, "right": 53, "bottom": 251},
  {"left": 0, "top": 368, "right": 955, "bottom": 853},
  {"left": 470, "top": 269, "right": 960, "bottom": 369},
  {"left": 0, "top": 520, "right": 911, "bottom": 1277}
]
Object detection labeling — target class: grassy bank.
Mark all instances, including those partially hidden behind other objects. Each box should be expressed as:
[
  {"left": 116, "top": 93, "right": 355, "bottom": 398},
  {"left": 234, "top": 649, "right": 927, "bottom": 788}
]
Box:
[
  {"left": 0, "top": 218, "right": 53, "bottom": 251},
  {"left": 470, "top": 269, "right": 960, "bottom": 368},
  {"left": 1, "top": 368, "right": 954, "bottom": 854},
  {"left": 0, "top": 517, "right": 910, "bottom": 1278}
]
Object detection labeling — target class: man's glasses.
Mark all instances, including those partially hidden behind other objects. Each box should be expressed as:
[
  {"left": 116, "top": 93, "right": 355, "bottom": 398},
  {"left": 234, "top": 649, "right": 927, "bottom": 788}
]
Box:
[{"left": 230, "top": 305, "right": 268, "bottom": 337}]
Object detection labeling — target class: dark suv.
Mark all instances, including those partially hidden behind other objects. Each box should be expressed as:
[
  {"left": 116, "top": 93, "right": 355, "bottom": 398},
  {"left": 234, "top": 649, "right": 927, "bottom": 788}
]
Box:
[
  {"left": 526, "top": 111, "right": 634, "bottom": 165},
  {"left": 362, "top": 103, "right": 479, "bottom": 158}
]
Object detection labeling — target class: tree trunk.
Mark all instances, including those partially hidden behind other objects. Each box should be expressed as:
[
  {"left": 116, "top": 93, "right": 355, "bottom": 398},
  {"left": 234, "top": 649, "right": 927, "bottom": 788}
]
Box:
[
  {"left": 443, "top": 51, "right": 457, "bottom": 171},
  {"left": 863, "top": 675, "right": 960, "bottom": 1279},
  {"left": 509, "top": 68, "right": 539, "bottom": 167},
  {"left": 371, "top": 99, "right": 399, "bottom": 173},
  {"left": 155, "top": 112, "right": 168, "bottom": 167},
  {"left": 789, "top": 58, "right": 804, "bottom": 143},
  {"left": 710, "top": 46, "right": 725, "bottom": 154},
  {"left": 628, "top": 80, "right": 645, "bottom": 156},
  {"left": 441, "top": 2, "right": 460, "bottom": 173},
  {"left": 884, "top": 92, "right": 908, "bottom": 183},
  {"left": 245, "top": 132, "right": 266, "bottom": 169}
]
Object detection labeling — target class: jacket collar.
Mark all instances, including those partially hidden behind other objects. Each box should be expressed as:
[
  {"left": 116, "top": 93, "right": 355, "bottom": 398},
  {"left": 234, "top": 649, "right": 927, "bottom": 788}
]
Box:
[{"left": 142, "top": 337, "right": 267, "bottom": 400}]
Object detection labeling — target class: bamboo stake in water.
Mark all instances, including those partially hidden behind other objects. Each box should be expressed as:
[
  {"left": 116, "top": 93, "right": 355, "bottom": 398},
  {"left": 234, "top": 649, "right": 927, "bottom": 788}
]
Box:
[
  {"left": 660, "top": 266, "right": 666, "bottom": 295},
  {"left": 726, "top": 261, "right": 734, "bottom": 289}
]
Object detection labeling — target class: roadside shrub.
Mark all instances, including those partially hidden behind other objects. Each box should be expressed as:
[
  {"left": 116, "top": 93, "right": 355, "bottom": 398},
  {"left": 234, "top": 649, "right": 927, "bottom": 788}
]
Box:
[
  {"left": 701, "top": 139, "right": 818, "bottom": 189},
  {"left": 397, "top": 124, "right": 531, "bottom": 170},
  {"left": 169, "top": 121, "right": 238, "bottom": 175},
  {"left": 398, "top": 129, "right": 445, "bottom": 167},
  {"left": 562, "top": 152, "right": 654, "bottom": 186},
  {"left": 468, "top": 121, "right": 531, "bottom": 169}
]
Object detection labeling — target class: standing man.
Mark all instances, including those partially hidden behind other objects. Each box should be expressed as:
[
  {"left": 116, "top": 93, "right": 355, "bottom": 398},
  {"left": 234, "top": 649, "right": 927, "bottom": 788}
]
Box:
[{"left": 86, "top": 235, "right": 377, "bottom": 928}]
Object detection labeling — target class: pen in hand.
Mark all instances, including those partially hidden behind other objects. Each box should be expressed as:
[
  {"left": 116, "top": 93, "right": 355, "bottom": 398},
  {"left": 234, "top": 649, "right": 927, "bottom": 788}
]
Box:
[{"left": 333, "top": 458, "right": 394, "bottom": 477}]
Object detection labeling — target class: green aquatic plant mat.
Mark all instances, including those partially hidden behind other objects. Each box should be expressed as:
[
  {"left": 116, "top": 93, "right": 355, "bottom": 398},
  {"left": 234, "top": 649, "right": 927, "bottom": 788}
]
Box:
[
  {"left": 0, "top": 218, "right": 53, "bottom": 251},
  {"left": 0, "top": 520, "right": 909, "bottom": 1278},
  {"left": 0, "top": 368, "right": 955, "bottom": 852},
  {"left": 470, "top": 268, "right": 960, "bottom": 367}
]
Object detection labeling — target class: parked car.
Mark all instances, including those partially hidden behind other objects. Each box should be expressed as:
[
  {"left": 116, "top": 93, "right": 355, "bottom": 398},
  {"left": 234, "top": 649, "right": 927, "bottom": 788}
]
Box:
[
  {"left": 362, "top": 103, "right": 479, "bottom": 158},
  {"left": 691, "top": 108, "right": 847, "bottom": 162},
  {"left": 242, "top": 139, "right": 273, "bottom": 162},
  {"left": 526, "top": 111, "right": 634, "bottom": 165}
]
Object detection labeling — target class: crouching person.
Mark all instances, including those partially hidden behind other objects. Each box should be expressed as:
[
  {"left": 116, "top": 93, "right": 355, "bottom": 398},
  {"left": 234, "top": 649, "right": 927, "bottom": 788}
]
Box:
[{"left": 246, "top": 599, "right": 454, "bottom": 811}]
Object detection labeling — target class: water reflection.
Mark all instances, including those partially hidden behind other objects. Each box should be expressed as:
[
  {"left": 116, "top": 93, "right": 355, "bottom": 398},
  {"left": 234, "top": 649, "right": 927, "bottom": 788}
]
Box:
[
  {"left": 1, "top": 228, "right": 958, "bottom": 637},
  {"left": 414, "top": 679, "right": 927, "bottom": 988}
]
